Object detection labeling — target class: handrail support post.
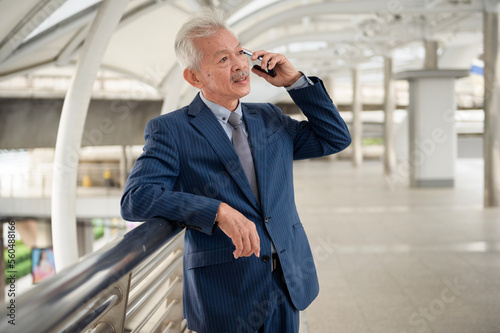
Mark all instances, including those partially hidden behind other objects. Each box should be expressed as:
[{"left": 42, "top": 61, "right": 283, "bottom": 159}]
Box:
[
  {"left": 164, "top": 247, "right": 184, "bottom": 333},
  {"left": 93, "top": 273, "right": 132, "bottom": 333}
]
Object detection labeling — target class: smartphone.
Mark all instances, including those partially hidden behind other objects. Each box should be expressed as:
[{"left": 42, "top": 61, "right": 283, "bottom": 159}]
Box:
[{"left": 243, "top": 50, "right": 277, "bottom": 77}]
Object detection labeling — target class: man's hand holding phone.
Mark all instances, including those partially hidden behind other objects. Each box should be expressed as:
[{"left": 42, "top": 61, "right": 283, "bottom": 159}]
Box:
[{"left": 244, "top": 49, "right": 302, "bottom": 88}]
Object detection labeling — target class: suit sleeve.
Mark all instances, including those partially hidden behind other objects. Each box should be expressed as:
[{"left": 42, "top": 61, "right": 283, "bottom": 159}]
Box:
[
  {"left": 278, "top": 76, "right": 351, "bottom": 160},
  {"left": 120, "top": 117, "right": 221, "bottom": 235}
]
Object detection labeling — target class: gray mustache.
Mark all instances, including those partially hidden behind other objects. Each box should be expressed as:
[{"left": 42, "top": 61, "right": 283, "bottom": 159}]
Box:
[{"left": 232, "top": 71, "right": 249, "bottom": 81}]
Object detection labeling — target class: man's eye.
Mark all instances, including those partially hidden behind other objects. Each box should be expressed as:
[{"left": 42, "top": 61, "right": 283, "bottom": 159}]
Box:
[
  {"left": 220, "top": 57, "right": 227, "bottom": 62},
  {"left": 238, "top": 50, "right": 244, "bottom": 55}
]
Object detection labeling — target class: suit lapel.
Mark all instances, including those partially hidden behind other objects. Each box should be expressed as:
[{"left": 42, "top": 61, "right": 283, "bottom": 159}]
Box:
[
  {"left": 242, "top": 105, "right": 268, "bottom": 212},
  {"left": 188, "top": 95, "right": 260, "bottom": 210}
]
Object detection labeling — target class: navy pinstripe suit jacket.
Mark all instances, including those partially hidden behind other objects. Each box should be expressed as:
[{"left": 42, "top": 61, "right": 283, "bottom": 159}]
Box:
[{"left": 121, "top": 76, "right": 351, "bottom": 332}]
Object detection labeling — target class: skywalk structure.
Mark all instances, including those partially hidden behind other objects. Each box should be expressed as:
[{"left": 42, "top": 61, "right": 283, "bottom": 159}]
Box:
[{"left": 0, "top": 1, "right": 499, "bottom": 331}]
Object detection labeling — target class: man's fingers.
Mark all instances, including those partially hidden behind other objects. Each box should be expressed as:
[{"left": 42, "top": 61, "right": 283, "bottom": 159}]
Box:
[
  {"left": 232, "top": 236, "right": 242, "bottom": 259},
  {"left": 232, "top": 222, "right": 261, "bottom": 259},
  {"left": 232, "top": 222, "right": 252, "bottom": 258},
  {"left": 216, "top": 203, "right": 261, "bottom": 259},
  {"left": 250, "top": 228, "right": 260, "bottom": 257},
  {"left": 240, "top": 233, "right": 252, "bottom": 257},
  {"left": 251, "top": 50, "right": 276, "bottom": 71},
  {"left": 266, "top": 55, "right": 282, "bottom": 71},
  {"left": 260, "top": 54, "right": 273, "bottom": 70}
]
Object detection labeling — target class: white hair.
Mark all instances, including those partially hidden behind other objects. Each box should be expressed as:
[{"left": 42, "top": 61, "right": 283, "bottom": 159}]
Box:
[{"left": 175, "top": 9, "right": 233, "bottom": 70}]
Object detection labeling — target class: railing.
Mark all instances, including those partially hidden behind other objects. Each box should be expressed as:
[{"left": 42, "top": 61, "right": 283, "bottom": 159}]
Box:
[{"left": 1, "top": 218, "right": 189, "bottom": 333}]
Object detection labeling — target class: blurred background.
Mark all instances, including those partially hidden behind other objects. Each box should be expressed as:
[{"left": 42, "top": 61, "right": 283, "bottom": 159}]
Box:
[{"left": 1, "top": 1, "right": 499, "bottom": 332}]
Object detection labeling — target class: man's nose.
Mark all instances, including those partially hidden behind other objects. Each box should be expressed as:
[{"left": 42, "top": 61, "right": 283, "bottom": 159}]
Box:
[{"left": 232, "top": 56, "right": 247, "bottom": 72}]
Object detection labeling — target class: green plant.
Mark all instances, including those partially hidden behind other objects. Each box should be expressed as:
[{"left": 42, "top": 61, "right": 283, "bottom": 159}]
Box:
[
  {"left": 94, "top": 226, "right": 105, "bottom": 240},
  {"left": 4, "top": 241, "right": 32, "bottom": 284}
]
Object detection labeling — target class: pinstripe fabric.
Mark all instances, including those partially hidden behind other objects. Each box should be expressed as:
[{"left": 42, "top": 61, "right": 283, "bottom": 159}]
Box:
[{"left": 121, "top": 76, "right": 351, "bottom": 333}]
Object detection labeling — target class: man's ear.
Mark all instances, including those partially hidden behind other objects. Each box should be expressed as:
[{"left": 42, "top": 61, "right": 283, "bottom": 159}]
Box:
[{"left": 183, "top": 68, "right": 203, "bottom": 89}]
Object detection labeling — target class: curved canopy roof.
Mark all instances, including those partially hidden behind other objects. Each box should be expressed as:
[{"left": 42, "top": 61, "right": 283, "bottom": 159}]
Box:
[{"left": 0, "top": 0, "right": 488, "bottom": 105}]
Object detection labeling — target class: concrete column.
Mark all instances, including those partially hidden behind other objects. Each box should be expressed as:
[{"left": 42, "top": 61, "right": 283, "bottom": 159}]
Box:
[
  {"left": 126, "top": 145, "right": 135, "bottom": 173},
  {"left": 16, "top": 219, "right": 52, "bottom": 248},
  {"left": 395, "top": 70, "right": 468, "bottom": 187},
  {"left": 352, "top": 67, "right": 363, "bottom": 167},
  {"left": 51, "top": 0, "right": 129, "bottom": 272},
  {"left": 120, "top": 145, "right": 128, "bottom": 189},
  {"left": 77, "top": 219, "right": 94, "bottom": 257},
  {"left": 383, "top": 56, "right": 396, "bottom": 175},
  {"left": 483, "top": 4, "right": 500, "bottom": 207},
  {"left": 424, "top": 40, "right": 439, "bottom": 70}
]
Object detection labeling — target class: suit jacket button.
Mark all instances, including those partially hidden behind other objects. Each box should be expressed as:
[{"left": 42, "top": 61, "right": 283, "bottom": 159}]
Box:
[
  {"left": 265, "top": 217, "right": 269, "bottom": 223},
  {"left": 262, "top": 255, "right": 270, "bottom": 262}
]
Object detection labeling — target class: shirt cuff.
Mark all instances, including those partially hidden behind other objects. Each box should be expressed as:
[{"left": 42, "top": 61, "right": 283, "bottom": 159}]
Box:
[{"left": 285, "top": 73, "right": 314, "bottom": 91}]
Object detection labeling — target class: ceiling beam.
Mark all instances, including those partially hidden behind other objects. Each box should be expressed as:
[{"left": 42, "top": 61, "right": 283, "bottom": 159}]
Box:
[
  {"left": 0, "top": 0, "right": 176, "bottom": 76},
  {"left": 0, "top": 60, "right": 56, "bottom": 81},
  {"left": 200, "top": 0, "right": 215, "bottom": 8},
  {"left": 56, "top": 0, "right": 175, "bottom": 66},
  {"left": 237, "top": 0, "right": 484, "bottom": 44},
  {"left": 0, "top": 3, "right": 101, "bottom": 72},
  {"left": 228, "top": 0, "right": 294, "bottom": 28},
  {"left": 0, "top": 0, "right": 69, "bottom": 64}
]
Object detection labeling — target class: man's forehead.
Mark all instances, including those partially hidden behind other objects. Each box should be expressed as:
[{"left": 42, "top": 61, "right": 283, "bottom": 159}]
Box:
[{"left": 213, "top": 42, "right": 242, "bottom": 57}]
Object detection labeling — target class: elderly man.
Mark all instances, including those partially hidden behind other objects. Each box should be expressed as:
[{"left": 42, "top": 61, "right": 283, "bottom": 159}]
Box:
[{"left": 121, "top": 9, "right": 351, "bottom": 333}]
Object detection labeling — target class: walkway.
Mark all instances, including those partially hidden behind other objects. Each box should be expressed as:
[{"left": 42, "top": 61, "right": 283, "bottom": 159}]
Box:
[{"left": 294, "top": 158, "right": 500, "bottom": 333}]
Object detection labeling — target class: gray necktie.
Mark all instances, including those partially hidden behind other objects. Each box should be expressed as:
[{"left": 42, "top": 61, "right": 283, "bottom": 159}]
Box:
[{"left": 228, "top": 112, "right": 259, "bottom": 202}]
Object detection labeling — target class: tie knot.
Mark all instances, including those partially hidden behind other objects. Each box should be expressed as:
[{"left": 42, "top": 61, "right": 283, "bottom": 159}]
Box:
[{"left": 228, "top": 112, "right": 241, "bottom": 129}]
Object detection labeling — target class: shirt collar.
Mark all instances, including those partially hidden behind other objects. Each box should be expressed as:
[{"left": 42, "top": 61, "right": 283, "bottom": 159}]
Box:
[{"left": 199, "top": 91, "right": 243, "bottom": 124}]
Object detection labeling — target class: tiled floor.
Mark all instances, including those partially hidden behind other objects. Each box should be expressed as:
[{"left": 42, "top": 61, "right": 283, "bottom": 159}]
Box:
[{"left": 293, "top": 158, "right": 500, "bottom": 333}]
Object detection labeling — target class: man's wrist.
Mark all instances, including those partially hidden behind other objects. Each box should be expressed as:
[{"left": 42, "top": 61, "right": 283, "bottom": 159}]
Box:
[
  {"left": 215, "top": 202, "right": 228, "bottom": 225},
  {"left": 284, "top": 72, "right": 303, "bottom": 88},
  {"left": 285, "top": 72, "right": 313, "bottom": 90}
]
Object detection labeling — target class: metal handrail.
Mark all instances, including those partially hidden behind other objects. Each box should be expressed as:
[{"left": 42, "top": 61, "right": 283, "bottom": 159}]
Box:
[
  {"left": 130, "top": 235, "right": 184, "bottom": 290},
  {"left": 126, "top": 252, "right": 183, "bottom": 322},
  {"left": 1, "top": 217, "right": 184, "bottom": 333}
]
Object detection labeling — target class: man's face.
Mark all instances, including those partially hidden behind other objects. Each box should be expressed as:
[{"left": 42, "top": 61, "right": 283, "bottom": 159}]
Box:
[{"left": 191, "top": 29, "right": 250, "bottom": 111}]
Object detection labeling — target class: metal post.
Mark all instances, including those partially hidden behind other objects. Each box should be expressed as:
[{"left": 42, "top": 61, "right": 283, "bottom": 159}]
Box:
[
  {"left": 484, "top": 2, "right": 500, "bottom": 207},
  {"left": 164, "top": 245, "right": 184, "bottom": 333},
  {"left": 383, "top": 56, "right": 396, "bottom": 175},
  {"left": 51, "top": 0, "right": 130, "bottom": 272},
  {"left": 92, "top": 274, "right": 132, "bottom": 333},
  {"left": 352, "top": 67, "right": 363, "bottom": 167}
]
